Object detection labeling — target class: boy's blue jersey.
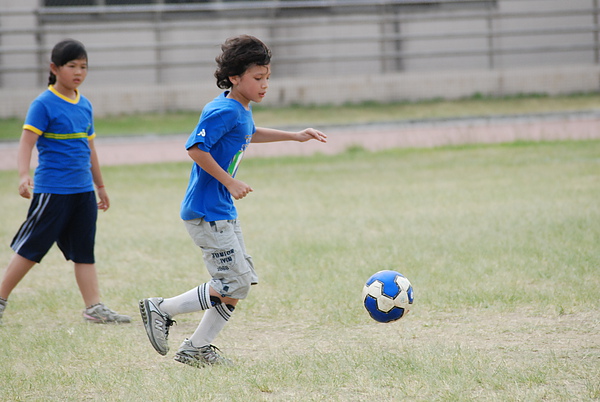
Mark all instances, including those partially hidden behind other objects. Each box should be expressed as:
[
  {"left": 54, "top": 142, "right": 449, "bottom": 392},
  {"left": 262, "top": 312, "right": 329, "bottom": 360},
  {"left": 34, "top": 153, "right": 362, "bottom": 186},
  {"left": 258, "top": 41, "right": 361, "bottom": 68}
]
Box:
[
  {"left": 23, "top": 85, "right": 95, "bottom": 194},
  {"left": 180, "top": 92, "right": 255, "bottom": 221}
]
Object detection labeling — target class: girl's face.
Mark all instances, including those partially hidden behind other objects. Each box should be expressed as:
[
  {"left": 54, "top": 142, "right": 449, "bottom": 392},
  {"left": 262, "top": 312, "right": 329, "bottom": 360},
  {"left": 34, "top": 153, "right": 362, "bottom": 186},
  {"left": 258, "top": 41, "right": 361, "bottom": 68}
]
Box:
[
  {"left": 51, "top": 57, "right": 88, "bottom": 93},
  {"left": 227, "top": 64, "right": 270, "bottom": 108}
]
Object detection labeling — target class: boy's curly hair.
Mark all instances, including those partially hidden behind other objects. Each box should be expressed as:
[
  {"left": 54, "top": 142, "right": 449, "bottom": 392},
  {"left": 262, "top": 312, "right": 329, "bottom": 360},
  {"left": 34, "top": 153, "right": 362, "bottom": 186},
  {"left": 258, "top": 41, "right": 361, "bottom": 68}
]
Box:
[{"left": 214, "top": 35, "right": 272, "bottom": 89}]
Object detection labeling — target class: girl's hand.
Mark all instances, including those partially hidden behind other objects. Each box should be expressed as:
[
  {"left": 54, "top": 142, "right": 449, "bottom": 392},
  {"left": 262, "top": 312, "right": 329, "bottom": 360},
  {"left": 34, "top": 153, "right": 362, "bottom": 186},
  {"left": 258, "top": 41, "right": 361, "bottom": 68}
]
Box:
[
  {"left": 18, "top": 176, "right": 34, "bottom": 199},
  {"left": 96, "top": 187, "right": 110, "bottom": 211},
  {"left": 297, "top": 128, "right": 327, "bottom": 143}
]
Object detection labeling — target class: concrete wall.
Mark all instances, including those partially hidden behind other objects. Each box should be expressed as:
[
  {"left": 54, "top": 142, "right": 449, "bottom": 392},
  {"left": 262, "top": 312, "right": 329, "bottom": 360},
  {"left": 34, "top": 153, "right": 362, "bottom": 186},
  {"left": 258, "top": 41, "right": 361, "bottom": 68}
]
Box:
[{"left": 0, "top": 0, "right": 598, "bottom": 118}]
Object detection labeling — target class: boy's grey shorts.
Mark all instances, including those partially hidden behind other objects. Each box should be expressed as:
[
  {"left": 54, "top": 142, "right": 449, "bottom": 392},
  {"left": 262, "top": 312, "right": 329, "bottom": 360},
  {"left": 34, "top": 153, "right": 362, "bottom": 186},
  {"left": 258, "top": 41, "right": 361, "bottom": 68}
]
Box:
[{"left": 184, "top": 218, "right": 257, "bottom": 299}]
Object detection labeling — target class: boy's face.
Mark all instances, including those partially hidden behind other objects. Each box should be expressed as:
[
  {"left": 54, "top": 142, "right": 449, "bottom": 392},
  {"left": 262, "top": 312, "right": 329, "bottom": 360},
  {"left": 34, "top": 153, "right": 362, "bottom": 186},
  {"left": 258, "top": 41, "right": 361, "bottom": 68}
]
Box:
[{"left": 228, "top": 64, "right": 271, "bottom": 107}]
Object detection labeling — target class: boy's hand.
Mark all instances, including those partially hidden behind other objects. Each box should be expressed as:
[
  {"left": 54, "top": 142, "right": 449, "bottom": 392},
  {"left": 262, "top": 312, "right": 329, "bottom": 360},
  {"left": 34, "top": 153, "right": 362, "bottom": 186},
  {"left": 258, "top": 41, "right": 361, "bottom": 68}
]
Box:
[
  {"left": 18, "top": 176, "right": 33, "bottom": 199},
  {"left": 297, "top": 128, "right": 327, "bottom": 143},
  {"left": 226, "top": 178, "right": 253, "bottom": 200}
]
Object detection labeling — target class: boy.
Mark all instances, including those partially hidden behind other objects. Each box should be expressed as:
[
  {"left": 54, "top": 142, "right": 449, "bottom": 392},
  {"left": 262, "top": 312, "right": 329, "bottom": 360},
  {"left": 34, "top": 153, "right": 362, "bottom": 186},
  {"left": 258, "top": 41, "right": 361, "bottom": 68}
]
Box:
[{"left": 139, "top": 35, "right": 326, "bottom": 367}]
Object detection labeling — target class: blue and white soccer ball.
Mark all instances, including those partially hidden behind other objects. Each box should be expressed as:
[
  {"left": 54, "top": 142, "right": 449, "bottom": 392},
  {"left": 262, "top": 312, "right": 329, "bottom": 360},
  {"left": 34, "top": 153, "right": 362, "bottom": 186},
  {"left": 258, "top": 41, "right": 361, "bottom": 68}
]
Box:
[{"left": 362, "top": 270, "right": 414, "bottom": 323}]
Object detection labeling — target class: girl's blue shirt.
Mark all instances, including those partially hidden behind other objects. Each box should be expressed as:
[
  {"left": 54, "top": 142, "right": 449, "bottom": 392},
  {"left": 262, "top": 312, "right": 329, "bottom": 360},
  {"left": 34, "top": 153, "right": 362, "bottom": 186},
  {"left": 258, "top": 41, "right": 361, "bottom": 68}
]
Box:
[
  {"left": 23, "top": 85, "right": 95, "bottom": 195},
  {"left": 180, "top": 92, "right": 255, "bottom": 221}
]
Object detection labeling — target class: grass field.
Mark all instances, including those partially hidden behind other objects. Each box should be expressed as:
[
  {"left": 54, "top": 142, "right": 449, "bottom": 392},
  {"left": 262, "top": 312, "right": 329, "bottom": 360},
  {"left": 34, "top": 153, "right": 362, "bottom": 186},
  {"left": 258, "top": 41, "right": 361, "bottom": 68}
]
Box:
[{"left": 0, "top": 139, "right": 598, "bottom": 401}]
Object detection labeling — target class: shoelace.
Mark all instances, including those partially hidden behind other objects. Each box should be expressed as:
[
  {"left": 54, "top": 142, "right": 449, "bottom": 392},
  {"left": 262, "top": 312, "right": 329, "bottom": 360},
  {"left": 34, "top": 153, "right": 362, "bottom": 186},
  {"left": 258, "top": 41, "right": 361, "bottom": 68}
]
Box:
[
  {"left": 164, "top": 316, "right": 176, "bottom": 337},
  {"left": 96, "top": 304, "right": 120, "bottom": 319},
  {"left": 200, "top": 345, "right": 223, "bottom": 363}
]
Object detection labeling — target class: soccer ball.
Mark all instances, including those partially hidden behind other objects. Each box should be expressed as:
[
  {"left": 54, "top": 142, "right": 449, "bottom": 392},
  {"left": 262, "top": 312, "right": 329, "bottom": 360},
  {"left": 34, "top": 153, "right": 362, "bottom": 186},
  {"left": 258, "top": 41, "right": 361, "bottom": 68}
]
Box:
[{"left": 362, "top": 270, "right": 414, "bottom": 323}]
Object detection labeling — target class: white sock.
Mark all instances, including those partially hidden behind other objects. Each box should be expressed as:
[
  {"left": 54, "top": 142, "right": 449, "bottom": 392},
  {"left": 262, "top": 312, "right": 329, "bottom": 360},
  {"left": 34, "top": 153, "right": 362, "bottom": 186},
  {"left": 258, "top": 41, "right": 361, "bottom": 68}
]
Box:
[
  {"left": 159, "top": 283, "right": 212, "bottom": 317},
  {"left": 189, "top": 303, "right": 233, "bottom": 347}
]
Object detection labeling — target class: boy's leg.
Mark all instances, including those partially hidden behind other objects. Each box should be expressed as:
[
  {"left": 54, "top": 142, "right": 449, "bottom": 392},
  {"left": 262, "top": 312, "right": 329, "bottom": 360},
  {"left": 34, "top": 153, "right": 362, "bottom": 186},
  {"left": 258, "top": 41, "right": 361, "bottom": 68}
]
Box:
[
  {"left": 173, "top": 286, "right": 240, "bottom": 367},
  {"left": 159, "top": 282, "right": 214, "bottom": 317},
  {"left": 189, "top": 294, "right": 236, "bottom": 348},
  {"left": 173, "top": 219, "right": 254, "bottom": 367},
  {"left": 144, "top": 219, "right": 254, "bottom": 362},
  {"left": 159, "top": 282, "right": 239, "bottom": 318},
  {"left": 139, "top": 283, "right": 215, "bottom": 356},
  {"left": 174, "top": 290, "right": 237, "bottom": 367},
  {"left": 173, "top": 305, "right": 235, "bottom": 367}
]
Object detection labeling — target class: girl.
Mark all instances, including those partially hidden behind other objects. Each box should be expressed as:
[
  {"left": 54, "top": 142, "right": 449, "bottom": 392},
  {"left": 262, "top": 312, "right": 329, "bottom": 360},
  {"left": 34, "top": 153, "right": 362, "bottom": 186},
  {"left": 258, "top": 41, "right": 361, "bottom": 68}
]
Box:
[{"left": 0, "top": 39, "right": 130, "bottom": 324}]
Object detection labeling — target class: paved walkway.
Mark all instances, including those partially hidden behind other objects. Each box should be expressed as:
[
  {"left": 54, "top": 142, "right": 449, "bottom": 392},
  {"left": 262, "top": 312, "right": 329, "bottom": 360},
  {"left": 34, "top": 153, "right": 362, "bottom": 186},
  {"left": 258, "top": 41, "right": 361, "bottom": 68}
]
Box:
[{"left": 1, "top": 112, "right": 599, "bottom": 171}]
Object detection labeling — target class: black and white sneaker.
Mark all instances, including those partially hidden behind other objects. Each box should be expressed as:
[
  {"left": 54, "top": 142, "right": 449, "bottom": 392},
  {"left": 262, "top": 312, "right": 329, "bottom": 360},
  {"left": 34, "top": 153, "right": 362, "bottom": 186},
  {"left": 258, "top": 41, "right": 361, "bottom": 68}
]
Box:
[
  {"left": 139, "top": 297, "right": 175, "bottom": 355},
  {"left": 174, "top": 339, "right": 233, "bottom": 368}
]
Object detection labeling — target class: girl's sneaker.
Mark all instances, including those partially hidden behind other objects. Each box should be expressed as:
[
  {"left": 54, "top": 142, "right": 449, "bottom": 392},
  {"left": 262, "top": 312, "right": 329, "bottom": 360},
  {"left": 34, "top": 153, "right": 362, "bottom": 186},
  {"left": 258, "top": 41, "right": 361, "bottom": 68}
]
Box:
[
  {"left": 174, "top": 339, "right": 233, "bottom": 368},
  {"left": 83, "top": 303, "right": 131, "bottom": 324},
  {"left": 0, "top": 298, "right": 6, "bottom": 325}
]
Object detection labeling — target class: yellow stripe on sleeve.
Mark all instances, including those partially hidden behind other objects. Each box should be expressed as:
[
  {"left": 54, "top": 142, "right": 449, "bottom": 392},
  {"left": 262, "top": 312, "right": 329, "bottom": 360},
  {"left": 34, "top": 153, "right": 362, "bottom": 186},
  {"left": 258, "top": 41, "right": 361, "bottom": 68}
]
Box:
[{"left": 23, "top": 124, "right": 43, "bottom": 136}]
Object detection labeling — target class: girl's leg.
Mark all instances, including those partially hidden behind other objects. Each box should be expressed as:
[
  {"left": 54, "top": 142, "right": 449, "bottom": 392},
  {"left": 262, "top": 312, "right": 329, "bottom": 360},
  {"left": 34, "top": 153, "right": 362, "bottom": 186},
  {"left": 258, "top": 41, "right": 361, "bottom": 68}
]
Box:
[
  {"left": 74, "top": 263, "right": 100, "bottom": 307},
  {"left": 0, "top": 254, "right": 36, "bottom": 300},
  {"left": 77, "top": 263, "right": 130, "bottom": 323}
]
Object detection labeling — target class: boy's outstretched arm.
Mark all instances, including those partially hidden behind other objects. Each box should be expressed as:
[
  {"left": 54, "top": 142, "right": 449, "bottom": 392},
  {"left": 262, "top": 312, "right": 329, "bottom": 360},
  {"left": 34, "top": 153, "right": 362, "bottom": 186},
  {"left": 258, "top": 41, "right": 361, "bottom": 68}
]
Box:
[
  {"left": 188, "top": 146, "right": 253, "bottom": 200},
  {"left": 252, "top": 127, "right": 327, "bottom": 144}
]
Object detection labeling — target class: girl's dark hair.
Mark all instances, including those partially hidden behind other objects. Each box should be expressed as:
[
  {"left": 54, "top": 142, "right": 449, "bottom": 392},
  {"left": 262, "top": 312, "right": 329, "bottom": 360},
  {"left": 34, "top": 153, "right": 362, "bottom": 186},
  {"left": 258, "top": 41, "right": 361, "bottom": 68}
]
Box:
[
  {"left": 214, "top": 35, "right": 272, "bottom": 89},
  {"left": 48, "top": 39, "right": 88, "bottom": 86}
]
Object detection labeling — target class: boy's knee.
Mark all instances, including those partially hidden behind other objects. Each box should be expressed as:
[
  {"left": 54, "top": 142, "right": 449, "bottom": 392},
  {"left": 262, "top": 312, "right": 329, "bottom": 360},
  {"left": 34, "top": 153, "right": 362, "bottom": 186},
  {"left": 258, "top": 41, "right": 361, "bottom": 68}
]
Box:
[
  {"left": 209, "top": 295, "right": 235, "bottom": 312},
  {"left": 210, "top": 295, "right": 222, "bottom": 307}
]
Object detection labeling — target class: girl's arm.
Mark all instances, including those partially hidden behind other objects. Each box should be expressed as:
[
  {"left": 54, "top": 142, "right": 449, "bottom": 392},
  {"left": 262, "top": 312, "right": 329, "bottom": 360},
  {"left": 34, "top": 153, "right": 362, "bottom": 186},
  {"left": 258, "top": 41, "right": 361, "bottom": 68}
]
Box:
[
  {"left": 188, "top": 146, "right": 253, "bottom": 200},
  {"left": 16, "top": 129, "right": 38, "bottom": 199},
  {"left": 89, "top": 138, "right": 110, "bottom": 211},
  {"left": 251, "top": 127, "right": 327, "bottom": 144}
]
